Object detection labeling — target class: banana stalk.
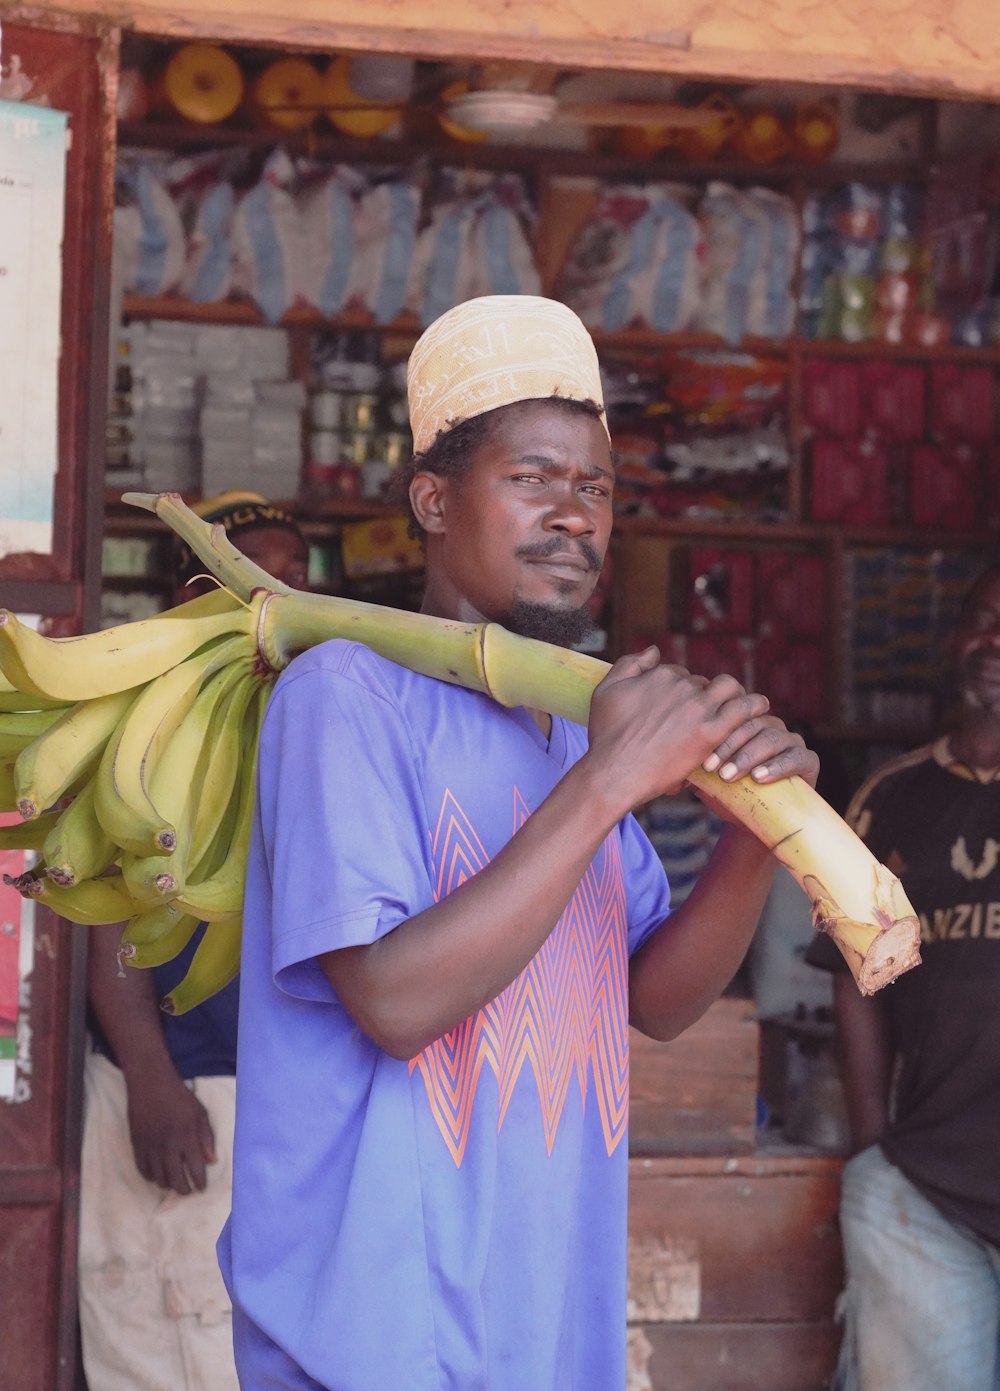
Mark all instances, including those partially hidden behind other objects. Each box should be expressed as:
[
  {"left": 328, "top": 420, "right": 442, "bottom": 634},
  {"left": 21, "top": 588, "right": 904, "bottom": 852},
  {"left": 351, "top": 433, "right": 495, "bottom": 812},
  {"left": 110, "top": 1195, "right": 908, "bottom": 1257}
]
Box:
[{"left": 124, "top": 491, "right": 920, "bottom": 997}]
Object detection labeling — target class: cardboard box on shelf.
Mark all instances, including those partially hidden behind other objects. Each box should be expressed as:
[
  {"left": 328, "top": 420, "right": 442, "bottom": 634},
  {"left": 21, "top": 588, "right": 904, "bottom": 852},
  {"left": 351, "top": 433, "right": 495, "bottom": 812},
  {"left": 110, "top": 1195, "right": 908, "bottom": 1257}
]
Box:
[
  {"left": 909, "top": 442, "right": 981, "bottom": 531},
  {"left": 688, "top": 547, "right": 756, "bottom": 634},
  {"left": 755, "top": 637, "right": 825, "bottom": 726},
  {"left": 860, "top": 360, "right": 926, "bottom": 442},
  {"left": 809, "top": 437, "right": 893, "bottom": 527},
  {"left": 801, "top": 359, "right": 862, "bottom": 438},
  {"left": 757, "top": 551, "right": 827, "bottom": 637},
  {"left": 930, "top": 363, "right": 997, "bottom": 442}
]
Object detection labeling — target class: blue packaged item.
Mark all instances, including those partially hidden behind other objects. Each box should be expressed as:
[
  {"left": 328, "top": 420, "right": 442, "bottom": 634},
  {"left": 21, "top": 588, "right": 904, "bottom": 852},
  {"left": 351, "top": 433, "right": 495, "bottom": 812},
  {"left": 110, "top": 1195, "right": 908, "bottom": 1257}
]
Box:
[
  {"left": 231, "top": 149, "right": 303, "bottom": 324},
  {"left": 117, "top": 155, "right": 186, "bottom": 297}
]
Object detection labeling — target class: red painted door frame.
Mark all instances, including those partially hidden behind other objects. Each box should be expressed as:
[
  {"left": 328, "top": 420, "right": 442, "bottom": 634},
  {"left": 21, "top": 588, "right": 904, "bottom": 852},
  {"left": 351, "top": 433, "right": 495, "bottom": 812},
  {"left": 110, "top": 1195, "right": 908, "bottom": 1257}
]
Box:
[{"left": 0, "top": 16, "right": 116, "bottom": 1390}]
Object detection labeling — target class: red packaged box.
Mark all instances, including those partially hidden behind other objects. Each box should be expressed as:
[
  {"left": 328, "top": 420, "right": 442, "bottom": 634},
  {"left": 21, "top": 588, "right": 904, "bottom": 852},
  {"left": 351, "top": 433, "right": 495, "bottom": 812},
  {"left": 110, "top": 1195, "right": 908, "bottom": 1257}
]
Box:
[
  {"left": 910, "top": 443, "right": 981, "bottom": 531},
  {"left": 809, "top": 438, "right": 893, "bottom": 527},
  {"left": 755, "top": 638, "right": 825, "bottom": 726},
  {"left": 930, "top": 364, "right": 996, "bottom": 442},
  {"left": 642, "top": 631, "right": 688, "bottom": 666},
  {"left": 757, "top": 551, "right": 827, "bottom": 637},
  {"left": 641, "top": 632, "right": 755, "bottom": 688},
  {"left": 986, "top": 444, "right": 1000, "bottom": 529},
  {"left": 684, "top": 634, "right": 756, "bottom": 689},
  {"left": 860, "top": 361, "right": 926, "bottom": 441},
  {"left": 801, "top": 359, "right": 862, "bottom": 438},
  {"left": 688, "top": 548, "right": 756, "bottom": 633}
]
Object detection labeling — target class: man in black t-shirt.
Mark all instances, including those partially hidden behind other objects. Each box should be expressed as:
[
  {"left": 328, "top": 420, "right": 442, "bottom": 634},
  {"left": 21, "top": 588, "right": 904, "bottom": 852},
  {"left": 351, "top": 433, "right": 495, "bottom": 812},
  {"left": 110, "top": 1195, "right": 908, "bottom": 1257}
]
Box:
[{"left": 808, "top": 560, "right": 1000, "bottom": 1391}]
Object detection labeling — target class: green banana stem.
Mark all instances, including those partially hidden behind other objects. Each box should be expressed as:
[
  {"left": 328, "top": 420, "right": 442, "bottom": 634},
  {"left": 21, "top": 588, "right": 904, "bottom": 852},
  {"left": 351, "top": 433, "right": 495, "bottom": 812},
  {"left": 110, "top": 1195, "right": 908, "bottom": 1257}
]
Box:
[
  {"left": 123, "top": 492, "right": 294, "bottom": 603},
  {"left": 127, "top": 493, "right": 921, "bottom": 995}
]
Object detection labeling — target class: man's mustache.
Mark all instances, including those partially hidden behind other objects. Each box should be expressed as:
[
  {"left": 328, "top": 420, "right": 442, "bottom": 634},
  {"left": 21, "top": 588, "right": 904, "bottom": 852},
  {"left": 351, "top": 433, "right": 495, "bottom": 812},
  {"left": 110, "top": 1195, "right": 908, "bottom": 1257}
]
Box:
[{"left": 515, "top": 538, "right": 602, "bottom": 572}]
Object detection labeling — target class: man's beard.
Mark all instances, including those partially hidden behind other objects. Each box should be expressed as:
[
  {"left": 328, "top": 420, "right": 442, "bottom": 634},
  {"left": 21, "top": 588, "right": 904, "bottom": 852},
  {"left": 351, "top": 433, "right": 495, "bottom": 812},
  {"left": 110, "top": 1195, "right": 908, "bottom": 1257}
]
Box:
[
  {"left": 503, "top": 536, "right": 603, "bottom": 647},
  {"left": 503, "top": 597, "right": 596, "bottom": 648}
]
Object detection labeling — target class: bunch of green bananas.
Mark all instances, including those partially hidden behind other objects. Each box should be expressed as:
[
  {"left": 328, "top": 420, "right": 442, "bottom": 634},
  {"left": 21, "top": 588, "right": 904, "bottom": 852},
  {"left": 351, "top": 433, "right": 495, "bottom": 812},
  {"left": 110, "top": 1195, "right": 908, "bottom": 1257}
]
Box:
[
  {"left": 0, "top": 583, "right": 270, "bottom": 1014},
  {"left": 0, "top": 491, "right": 921, "bottom": 1011},
  {"left": 0, "top": 488, "right": 512, "bottom": 1017}
]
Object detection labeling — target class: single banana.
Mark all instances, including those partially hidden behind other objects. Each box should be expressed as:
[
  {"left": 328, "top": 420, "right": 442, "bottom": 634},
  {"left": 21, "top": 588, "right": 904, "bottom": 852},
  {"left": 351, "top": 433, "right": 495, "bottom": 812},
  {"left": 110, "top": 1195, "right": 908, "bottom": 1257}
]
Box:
[
  {"left": 174, "top": 682, "right": 268, "bottom": 922},
  {"left": 0, "top": 708, "right": 65, "bottom": 757},
  {"left": 121, "top": 901, "right": 202, "bottom": 969},
  {"left": 0, "top": 757, "right": 17, "bottom": 812},
  {"left": 0, "top": 809, "right": 60, "bottom": 851},
  {"left": 160, "top": 916, "right": 243, "bottom": 1016},
  {"left": 119, "top": 658, "right": 252, "bottom": 907},
  {"left": 0, "top": 585, "right": 251, "bottom": 701},
  {"left": 186, "top": 668, "right": 261, "bottom": 866},
  {"left": 14, "top": 687, "right": 138, "bottom": 820},
  {"left": 42, "top": 780, "right": 119, "bottom": 887},
  {"left": 94, "top": 631, "right": 256, "bottom": 859},
  {"left": 185, "top": 789, "right": 240, "bottom": 887},
  {"left": 7, "top": 871, "right": 135, "bottom": 925},
  {"left": 0, "top": 670, "right": 72, "bottom": 713}
]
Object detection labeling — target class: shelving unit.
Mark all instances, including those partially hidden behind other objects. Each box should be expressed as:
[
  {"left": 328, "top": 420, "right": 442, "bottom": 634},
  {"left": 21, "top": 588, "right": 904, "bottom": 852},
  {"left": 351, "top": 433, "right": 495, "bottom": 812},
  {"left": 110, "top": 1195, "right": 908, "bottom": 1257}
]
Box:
[
  {"left": 106, "top": 90, "right": 997, "bottom": 752},
  {"left": 89, "top": 45, "right": 1000, "bottom": 1391}
]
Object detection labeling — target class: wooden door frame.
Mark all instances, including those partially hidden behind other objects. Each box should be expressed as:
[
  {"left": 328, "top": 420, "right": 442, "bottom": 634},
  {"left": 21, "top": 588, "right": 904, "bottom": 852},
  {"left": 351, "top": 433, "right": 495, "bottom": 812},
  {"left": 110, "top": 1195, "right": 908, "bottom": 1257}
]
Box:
[{"left": 0, "top": 13, "right": 117, "bottom": 1390}]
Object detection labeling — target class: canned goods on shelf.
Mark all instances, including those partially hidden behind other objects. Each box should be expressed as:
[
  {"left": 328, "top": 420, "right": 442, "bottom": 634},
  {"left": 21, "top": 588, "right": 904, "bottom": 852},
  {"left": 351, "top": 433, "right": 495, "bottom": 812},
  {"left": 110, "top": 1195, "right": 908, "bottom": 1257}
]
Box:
[
  {"left": 341, "top": 393, "right": 380, "bottom": 431},
  {"left": 309, "top": 429, "right": 342, "bottom": 466},
  {"left": 310, "top": 390, "right": 343, "bottom": 430},
  {"left": 381, "top": 432, "right": 409, "bottom": 469},
  {"left": 341, "top": 430, "right": 375, "bottom": 467}
]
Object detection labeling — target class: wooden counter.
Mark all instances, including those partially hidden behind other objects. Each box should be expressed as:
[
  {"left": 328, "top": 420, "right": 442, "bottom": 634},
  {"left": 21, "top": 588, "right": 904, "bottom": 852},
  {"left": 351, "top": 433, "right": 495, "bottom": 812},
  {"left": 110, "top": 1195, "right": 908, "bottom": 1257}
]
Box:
[{"left": 627, "top": 1001, "right": 844, "bottom": 1391}]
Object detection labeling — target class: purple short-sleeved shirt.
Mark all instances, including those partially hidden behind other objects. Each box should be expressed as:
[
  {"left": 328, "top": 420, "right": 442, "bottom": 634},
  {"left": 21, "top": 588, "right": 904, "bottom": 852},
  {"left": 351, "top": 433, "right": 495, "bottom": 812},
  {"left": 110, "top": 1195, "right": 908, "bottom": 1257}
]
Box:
[{"left": 219, "top": 639, "right": 672, "bottom": 1391}]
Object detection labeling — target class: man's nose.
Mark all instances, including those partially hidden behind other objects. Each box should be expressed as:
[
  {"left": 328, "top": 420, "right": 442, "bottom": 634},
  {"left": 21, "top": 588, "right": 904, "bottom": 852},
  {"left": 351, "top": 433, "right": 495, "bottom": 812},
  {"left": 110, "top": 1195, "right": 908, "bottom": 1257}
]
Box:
[{"left": 544, "top": 487, "right": 595, "bottom": 536}]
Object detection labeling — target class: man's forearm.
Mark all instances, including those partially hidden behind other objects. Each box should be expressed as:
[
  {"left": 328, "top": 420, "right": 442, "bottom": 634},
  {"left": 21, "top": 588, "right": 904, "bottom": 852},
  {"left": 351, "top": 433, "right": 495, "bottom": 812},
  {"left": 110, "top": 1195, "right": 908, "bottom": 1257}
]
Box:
[
  {"left": 628, "top": 823, "right": 776, "bottom": 1042},
  {"left": 87, "top": 922, "right": 176, "bottom": 1081},
  {"left": 320, "top": 754, "right": 628, "bottom": 1059},
  {"left": 833, "top": 973, "right": 891, "bottom": 1151}
]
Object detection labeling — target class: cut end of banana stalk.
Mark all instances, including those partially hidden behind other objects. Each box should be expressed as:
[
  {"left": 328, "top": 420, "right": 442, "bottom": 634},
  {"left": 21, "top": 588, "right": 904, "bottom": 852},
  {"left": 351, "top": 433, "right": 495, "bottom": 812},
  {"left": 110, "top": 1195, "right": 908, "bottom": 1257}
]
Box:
[
  {"left": 5, "top": 871, "right": 41, "bottom": 898},
  {"left": 806, "top": 863, "right": 922, "bottom": 995}
]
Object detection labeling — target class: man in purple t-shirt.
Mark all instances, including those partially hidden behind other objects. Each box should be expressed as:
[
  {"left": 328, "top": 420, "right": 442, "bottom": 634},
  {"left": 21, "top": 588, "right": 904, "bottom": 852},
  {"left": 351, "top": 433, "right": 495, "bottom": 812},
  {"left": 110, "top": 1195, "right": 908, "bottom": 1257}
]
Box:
[{"left": 220, "top": 295, "right": 819, "bottom": 1391}]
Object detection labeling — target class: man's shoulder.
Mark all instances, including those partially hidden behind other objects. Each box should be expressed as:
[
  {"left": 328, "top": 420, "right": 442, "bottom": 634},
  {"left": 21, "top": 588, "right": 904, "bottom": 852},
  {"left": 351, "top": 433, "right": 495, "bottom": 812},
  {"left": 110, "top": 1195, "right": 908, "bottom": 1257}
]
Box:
[
  {"left": 272, "top": 639, "right": 491, "bottom": 727},
  {"left": 845, "top": 741, "right": 940, "bottom": 825},
  {"left": 277, "top": 639, "right": 416, "bottom": 697}
]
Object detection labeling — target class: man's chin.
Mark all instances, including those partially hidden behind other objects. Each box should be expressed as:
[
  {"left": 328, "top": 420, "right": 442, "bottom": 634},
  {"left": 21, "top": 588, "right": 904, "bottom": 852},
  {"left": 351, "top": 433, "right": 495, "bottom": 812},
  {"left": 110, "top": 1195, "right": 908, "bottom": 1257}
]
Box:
[
  {"left": 964, "top": 684, "right": 1000, "bottom": 715},
  {"left": 504, "top": 599, "right": 596, "bottom": 648}
]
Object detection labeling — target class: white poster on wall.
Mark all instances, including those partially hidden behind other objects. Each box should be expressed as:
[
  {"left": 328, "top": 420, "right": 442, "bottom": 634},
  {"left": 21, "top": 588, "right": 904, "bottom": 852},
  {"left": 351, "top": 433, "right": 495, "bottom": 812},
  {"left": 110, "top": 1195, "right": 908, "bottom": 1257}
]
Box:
[{"left": 0, "top": 98, "right": 67, "bottom": 558}]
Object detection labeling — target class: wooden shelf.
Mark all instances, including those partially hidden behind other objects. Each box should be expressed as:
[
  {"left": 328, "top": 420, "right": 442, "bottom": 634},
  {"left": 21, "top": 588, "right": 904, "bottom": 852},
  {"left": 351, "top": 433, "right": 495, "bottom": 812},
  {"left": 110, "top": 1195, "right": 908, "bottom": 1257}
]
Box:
[
  {"left": 613, "top": 514, "right": 993, "bottom": 548},
  {"left": 100, "top": 574, "right": 171, "bottom": 591},
  {"left": 104, "top": 491, "right": 991, "bottom": 553},
  {"left": 121, "top": 296, "right": 1000, "bottom": 367},
  {"left": 121, "top": 294, "right": 422, "bottom": 336},
  {"left": 814, "top": 724, "right": 936, "bottom": 745},
  {"left": 798, "top": 337, "right": 1000, "bottom": 365},
  {"left": 122, "top": 294, "right": 799, "bottom": 358},
  {"left": 117, "top": 119, "right": 928, "bottom": 191},
  {"left": 103, "top": 492, "right": 393, "bottom": 536}
]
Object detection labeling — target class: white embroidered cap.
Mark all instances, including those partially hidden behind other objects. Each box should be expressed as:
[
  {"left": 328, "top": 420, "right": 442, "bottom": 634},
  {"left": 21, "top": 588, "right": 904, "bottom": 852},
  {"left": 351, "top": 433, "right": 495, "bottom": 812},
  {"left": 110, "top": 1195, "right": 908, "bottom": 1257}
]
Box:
[{"left": 406, "top": 294, "right": 608, "bottom": 456}]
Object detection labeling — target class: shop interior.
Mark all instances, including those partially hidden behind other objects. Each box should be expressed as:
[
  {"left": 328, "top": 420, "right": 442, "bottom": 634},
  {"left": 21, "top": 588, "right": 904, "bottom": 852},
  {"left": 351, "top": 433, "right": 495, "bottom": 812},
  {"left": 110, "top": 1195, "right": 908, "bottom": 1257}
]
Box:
[{"left": 2, "top": 20, "right": 999, "bottom": 1389}]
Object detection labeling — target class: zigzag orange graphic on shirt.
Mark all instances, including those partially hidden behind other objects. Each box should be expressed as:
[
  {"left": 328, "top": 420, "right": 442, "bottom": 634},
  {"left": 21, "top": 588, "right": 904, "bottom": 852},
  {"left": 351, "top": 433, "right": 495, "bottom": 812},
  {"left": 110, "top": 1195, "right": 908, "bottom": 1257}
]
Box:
[{"left": 411, "top": 788, "right": 630, "bottom": 1166}]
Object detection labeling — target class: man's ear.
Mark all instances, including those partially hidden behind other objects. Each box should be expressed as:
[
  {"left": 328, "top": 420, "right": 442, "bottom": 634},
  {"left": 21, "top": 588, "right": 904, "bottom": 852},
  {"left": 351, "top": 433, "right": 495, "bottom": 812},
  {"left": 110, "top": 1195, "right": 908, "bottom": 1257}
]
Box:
[{"left": 409, "top": 471, "right": 448, "bottom": 535}]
